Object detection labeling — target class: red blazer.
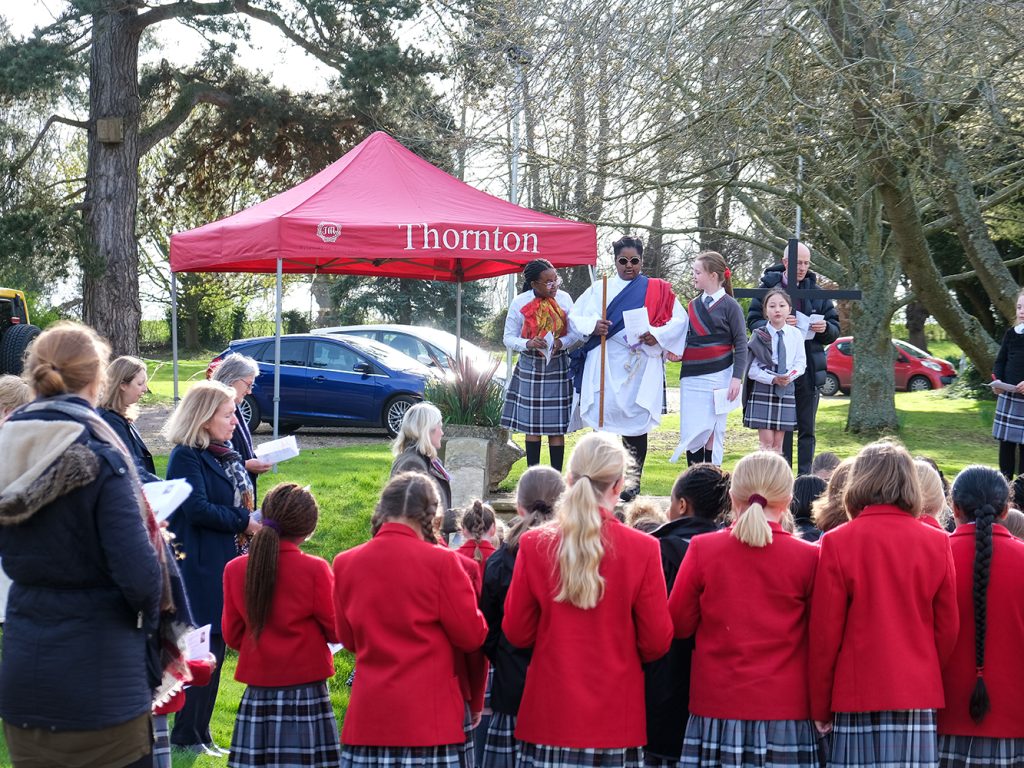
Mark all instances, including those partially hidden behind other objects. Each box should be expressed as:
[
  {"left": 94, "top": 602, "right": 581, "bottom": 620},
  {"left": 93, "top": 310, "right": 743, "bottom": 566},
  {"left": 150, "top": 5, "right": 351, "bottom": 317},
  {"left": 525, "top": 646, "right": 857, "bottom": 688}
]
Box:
[
  {"left": 668, "top": 522, "right": 818, "bottom": 720},
  {"left": 456, "top": 538, "right": 496, "bottom": 583},
  {"left": 152, "top": 658, "right": 214, "bottom": 716},
  {"left": 222, "top": 542, "right": 338, "bottom": 687},
  {"left": 809, "top": 505, "right": 958, "bottom": 720},
  {"left": 502, "top": 514, "right": 673, "bottom": 748},
  {"left": 334, "top": 523, "right": 488, "bottom": 746},
  {"left": 938, "top": 524, "right": 1024, "bottom": 737},
  {"left": 920, "top": 515, "right": 947, "bottom": 532}
]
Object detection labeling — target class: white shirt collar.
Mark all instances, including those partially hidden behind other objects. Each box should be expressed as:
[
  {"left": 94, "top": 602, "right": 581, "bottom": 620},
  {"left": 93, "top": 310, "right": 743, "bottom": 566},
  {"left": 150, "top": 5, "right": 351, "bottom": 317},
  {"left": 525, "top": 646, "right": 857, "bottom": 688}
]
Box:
[
  {"left": 1015, "top": 323, "right": 1024, "bottom": 334},
  {"left": 702, "top": 286, "right": 726, "bottom": 303}
]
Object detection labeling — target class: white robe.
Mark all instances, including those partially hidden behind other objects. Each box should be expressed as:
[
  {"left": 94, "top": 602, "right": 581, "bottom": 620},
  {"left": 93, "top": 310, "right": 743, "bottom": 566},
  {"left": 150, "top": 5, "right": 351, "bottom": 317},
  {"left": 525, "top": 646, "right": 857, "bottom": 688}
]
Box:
[{"left": 569, "top": 275, "right": 688, "bottom": 436}]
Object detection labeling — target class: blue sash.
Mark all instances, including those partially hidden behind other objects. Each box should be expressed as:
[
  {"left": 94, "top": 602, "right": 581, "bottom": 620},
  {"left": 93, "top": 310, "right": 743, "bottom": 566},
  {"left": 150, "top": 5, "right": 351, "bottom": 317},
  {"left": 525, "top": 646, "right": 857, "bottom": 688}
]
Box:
[{"left": 569, "top": 274, "right": 649, "bottom": 393}]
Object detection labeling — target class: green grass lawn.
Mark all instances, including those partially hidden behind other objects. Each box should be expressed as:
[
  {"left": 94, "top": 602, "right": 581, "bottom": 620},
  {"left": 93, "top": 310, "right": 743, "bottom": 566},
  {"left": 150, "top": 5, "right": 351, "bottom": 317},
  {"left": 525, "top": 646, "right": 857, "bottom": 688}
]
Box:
[
  {"left": 0, "top": 389, "right": 997, "bottom": 766},
  {"left": 141, "top": 355, "right": 218, "bottom": 405}
]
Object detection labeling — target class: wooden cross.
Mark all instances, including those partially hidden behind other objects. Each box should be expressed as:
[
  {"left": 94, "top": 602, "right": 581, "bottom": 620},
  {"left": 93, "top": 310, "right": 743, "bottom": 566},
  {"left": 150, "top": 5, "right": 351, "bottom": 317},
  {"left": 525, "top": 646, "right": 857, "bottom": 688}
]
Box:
[{"left": 733, "top": 238, "right": 862, "bottom": 303}]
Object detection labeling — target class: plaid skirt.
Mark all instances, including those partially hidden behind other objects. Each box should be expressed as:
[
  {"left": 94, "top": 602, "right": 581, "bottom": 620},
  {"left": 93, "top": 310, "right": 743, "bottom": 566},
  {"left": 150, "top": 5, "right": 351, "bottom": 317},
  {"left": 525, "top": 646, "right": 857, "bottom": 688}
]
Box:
[
  {"left": 500, "top": 351, "right": 572, "bottom": 435},
  {"left": 678, "top": 715, "right": 820, "bottom": 767},
  {"left": 228, "top": 681, "right": 341, "bottom": 768},
  {"left": 482, "top": 713, "right": 519, "bottom": 768},
  {"left": 743, "top": 381, "right": 797, "bottom": 431},
  {"left": 829, "top": 710, "right": 937, "bottom": 768},
  {"left": 462, "top": 704, "right": 476, "bottom": 768},
  {"left": 153, "top": 713, "right": 171, "bottom": 768},
  {"left": 517, "top": 742, "right": 642, "bottom": 768},
  {"left": 993, "top": 392, "right": 1024, "bottom": 442},
  {"left": 341, "top": 744, "right": 466, "bottom": 768},
  {"left": 938, "top": 734, "right": 1024, "bottom": 767}
]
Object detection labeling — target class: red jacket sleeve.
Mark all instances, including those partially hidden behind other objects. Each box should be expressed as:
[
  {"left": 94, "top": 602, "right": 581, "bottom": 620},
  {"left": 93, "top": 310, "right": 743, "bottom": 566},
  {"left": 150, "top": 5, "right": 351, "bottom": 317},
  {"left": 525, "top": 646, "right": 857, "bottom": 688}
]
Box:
[
  {"left": 502, "top": 536, "right": 541, "bottom": 648},
  {"left": 634, "top": 540, "right": 673, "bottom": 661},
  {"left": 667, "top": 537, "right": 703, "bottom": 639},
  {"left": 808, "top": 535, "right": 848, "bottom": 722},
  {"left": 439, "top": 552, "right": 488, "bottom": 653},
  {"left": 332, "top": 553, "right": 356, "bottom": 650},
  {"left": 933, "top": 539, "right": 960, "bottom": 667},
  {"left": 313, "top": 556, "right": 341, "bottom": 644}
]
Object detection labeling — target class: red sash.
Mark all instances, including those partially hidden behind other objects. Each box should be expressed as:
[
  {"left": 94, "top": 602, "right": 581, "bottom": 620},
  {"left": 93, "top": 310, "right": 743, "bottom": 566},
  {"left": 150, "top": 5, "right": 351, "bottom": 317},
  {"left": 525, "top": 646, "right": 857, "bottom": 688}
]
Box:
[
  {"left": 644, "top": 278, "right": 676, "bottom": 328},
  {"left": 682, "top": 298, "right": 732, "bottom": 361}
]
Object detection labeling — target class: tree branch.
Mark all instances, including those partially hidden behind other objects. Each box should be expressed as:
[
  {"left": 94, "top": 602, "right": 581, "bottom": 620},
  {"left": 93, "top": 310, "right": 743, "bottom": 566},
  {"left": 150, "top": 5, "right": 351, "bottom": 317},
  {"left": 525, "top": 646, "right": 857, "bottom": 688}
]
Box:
[
  {"left": 10, "top": 114, "right": 89, "bottom": 176},
  {"left": 138, "top": 83, "right": 235, "bottom": 156}
]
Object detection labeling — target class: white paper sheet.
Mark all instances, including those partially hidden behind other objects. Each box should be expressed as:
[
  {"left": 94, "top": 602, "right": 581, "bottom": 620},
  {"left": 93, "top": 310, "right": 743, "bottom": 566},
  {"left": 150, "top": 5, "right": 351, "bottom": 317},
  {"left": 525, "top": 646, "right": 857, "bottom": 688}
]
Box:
[
  {"left": 991, "top": 380, "right": 1018, "bottom": 394},
  {"left": 255, "top": 435, "right": 300, "bottom": 464},
  {"left": 542, "top": 331, "right": 555, "bottom": 364},
  {"left": 185, "top": 624, "right": 211, "bottom": 660},
  {"left": 795, "top": 312, "right": 825, "bottom": 341},
  {"left": 328, "top": 642, "right": 346, "bottom": 655},
  {"left": 713, "top": 387, "right": 743, "bottom": 415},
  {"left": 142, "top": 478, "right": 193, "bottom": 523},
  {"left": 622, "top": 307, "right": 651, "bottom": 346}
]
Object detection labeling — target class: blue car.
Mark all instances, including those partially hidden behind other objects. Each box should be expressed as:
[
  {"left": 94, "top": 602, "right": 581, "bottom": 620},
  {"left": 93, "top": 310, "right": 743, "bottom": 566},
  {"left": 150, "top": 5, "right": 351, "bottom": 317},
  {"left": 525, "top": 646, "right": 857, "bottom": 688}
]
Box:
[{"left": 209, "top": 333, "right": 431, "bottom": 437}]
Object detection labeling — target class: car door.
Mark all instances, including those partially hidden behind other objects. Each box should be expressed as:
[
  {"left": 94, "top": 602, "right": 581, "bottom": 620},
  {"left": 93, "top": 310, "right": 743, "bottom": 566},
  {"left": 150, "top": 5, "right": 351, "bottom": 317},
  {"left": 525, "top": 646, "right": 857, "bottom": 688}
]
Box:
[
  {"left": 252, "top": 338, "right": 310, "bottom": 420},
  {"left": 307, "top": 338, "right": 381, "bottom": 424},
  {"left": 893, "top": 348, "right": 912, "bottom": 389},
  {"left": 380, "top": 331, "right": 443, "bottom": 370}
]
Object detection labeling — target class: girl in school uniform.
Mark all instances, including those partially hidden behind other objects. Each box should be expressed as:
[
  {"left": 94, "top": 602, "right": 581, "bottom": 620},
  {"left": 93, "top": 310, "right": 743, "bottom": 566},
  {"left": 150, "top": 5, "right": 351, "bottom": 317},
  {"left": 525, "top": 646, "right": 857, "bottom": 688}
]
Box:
[
  {"left": 480, "top": 466, "right": 565, "bottom": 768},
  {"left": 743, "top": 287, "right": 806, "bottom": 453},
  {"left": 938, "top": 466, "right": 1024, "bottom": 766},
  {"left": 334, "top": 472, "right": 489, "bottom": 768},
  {"left": 221, "top": 483, "right": 341, "bottom": 768},
  {"left": 500, "top": 259, "right": 582, "bottom": 473},
  {"left": 809, "top": 440, "right": 960, "bottom": 767},
  {"left": 456, "top": 500, "right": 498, "bottom": 582},
  {"left": 674, "top": 251, "right": 748, "bottom": 466},
  {"left": 992, "top": 291, "right": 1024, "bottom": 479},
  {"left": 502, "top": 432, "right": 674, "bottom": 768},
  {"left": 668, "top": 451, "right": 820, "bottom": 767}
]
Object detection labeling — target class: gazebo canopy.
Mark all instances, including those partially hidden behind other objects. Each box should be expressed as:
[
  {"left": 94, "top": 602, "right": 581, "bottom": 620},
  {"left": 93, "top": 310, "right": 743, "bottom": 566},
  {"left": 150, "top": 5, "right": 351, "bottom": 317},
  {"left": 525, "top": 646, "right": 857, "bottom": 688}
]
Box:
[{"left": 170, "top": 131, "right": 597, "bottom": 280}]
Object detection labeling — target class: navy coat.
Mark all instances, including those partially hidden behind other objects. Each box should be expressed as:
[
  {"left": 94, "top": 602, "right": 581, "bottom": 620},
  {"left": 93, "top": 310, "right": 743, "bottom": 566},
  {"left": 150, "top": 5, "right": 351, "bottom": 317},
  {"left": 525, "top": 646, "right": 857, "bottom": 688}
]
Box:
[
  {"left": 99, "top": 407, "right": 159, "bottom": 483},
  {"left": 0, "top": 398, "right": 162, "bottom": 731},
  {"left": 166, "top": 444, "right": 249, "bottom": 634},
  {"left": 480, "top": 543, "right": 532, "bottom": 715}
]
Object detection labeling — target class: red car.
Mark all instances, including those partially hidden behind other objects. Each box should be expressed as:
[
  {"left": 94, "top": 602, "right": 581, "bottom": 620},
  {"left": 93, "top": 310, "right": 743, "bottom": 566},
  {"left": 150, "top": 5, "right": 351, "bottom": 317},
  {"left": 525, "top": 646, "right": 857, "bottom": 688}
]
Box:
[{"left": 822, "top": 337, "right": 958, "bottom": 396}]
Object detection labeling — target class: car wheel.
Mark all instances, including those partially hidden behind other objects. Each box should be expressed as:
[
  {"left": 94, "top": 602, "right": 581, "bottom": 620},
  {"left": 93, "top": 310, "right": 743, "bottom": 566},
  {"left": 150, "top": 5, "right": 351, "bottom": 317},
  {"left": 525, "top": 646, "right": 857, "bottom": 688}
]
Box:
[
  {"left": 0, "top": 323, "right": 41, "bottom": 375},
  {"left": 384, "top": 395, "right": 417, "bottom": 438},
  {"left": 239, "top": 394, "right": 261, "bottom": 430},
  {"left": 908, "top": 375, "right": 932, "bottom": 392},
  {"left": 821, "top": 372, "right": 841, "bottom": 397}
]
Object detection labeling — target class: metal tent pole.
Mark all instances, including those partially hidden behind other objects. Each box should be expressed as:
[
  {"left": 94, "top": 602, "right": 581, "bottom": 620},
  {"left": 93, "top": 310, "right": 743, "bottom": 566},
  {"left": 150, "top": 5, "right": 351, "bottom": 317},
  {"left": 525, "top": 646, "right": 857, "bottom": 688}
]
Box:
[
  {"left": 273, "top": 258, "right": 282, "bottom": 442},
  {"left": 170, "top": 271, "right": 180, "bottom": 403}
]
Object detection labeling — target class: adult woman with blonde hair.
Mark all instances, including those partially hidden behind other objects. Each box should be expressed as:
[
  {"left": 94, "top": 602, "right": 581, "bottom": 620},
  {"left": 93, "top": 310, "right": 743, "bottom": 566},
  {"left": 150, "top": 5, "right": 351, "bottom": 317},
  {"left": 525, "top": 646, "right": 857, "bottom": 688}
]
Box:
[
  {"left": 0, "top": 322, "right": 165, "bottom": 768},
  {"left": 390, "top": 401, "right": 454, "bottom": 541},
  {"left": 812, "top": 457, "right": 855, "bottom": 533},
  {"left": 809, "top": 440, "right": 958, "bottom": 767},
  {"left": 99, "top": 355, "right": 158, "bottom": 482},
  {"left": 668, "top": 452, "right": 819, "bottom": 766},
  {"left": 503, "top": 432, "right": 673, "bottom": 768},
  {"left": 164, "top": 380, "right": 261, "bottom": 756}
]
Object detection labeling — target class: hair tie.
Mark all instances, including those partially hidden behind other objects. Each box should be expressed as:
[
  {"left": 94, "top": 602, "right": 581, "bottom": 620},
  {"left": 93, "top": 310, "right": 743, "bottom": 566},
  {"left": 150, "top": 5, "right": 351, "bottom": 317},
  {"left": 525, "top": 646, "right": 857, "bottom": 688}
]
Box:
[
  {"left": 263, "top": 519, "right": 281, "bottom": 533},
  {"left": 976, "top": 665, "right": 985, "bottom": 678},
  {"left": 724, "top": 268, "right": 731, "bottom": 280},
  {"left": 747, "top": 494, "right": 768, "bottom": 507},
  {"left": 577, "top": 474, "right": 592, "bottom": 483}
]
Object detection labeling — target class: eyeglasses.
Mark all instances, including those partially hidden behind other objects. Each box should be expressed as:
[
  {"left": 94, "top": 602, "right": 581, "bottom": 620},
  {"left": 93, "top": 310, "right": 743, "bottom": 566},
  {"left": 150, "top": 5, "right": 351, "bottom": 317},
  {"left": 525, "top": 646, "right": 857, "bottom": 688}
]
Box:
[
  {"left": 542, "top": 279, "right": 562, "bottom": 289},
  {"left": 617, "top": 257, "right": 641, "bottom": 266},
  {"left": 239, "top": 379, "right": 255, "bottom": 393}
]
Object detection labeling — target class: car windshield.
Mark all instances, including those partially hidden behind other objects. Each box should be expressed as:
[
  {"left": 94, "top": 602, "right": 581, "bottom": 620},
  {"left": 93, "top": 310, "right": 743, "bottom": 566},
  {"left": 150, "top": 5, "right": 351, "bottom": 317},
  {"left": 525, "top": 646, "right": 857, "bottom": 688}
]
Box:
[
  {"left": 333, "top": 335, "right": 421, "bottom": 370},
  {"left": 893, "top": 340, "right": 930, "bottom": 359}
]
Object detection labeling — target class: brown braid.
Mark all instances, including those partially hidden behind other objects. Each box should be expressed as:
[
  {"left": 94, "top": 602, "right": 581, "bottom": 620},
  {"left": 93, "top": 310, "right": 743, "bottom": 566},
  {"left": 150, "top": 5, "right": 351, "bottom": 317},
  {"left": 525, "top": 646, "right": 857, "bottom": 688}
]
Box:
[
  {"left": 372, "top": 472, "right": 440, "bottom": 544},
  {"left": 459, "top": 500, "right": 496, "bottom": 561}
]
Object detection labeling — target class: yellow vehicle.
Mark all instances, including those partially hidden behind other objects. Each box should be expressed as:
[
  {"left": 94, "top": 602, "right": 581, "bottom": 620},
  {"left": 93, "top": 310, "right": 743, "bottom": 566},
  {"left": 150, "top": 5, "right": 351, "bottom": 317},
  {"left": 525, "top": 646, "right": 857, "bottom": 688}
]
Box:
[{"left": 0, "top": 289, "right": 41, "bottom": 375}]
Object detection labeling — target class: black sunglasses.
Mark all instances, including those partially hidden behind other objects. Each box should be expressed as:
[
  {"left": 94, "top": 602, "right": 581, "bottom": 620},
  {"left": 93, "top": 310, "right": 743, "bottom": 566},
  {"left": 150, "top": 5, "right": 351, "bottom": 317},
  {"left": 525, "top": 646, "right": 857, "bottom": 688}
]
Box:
[{"left": 617, "top": 257, "right": 641, "bottom": 266}]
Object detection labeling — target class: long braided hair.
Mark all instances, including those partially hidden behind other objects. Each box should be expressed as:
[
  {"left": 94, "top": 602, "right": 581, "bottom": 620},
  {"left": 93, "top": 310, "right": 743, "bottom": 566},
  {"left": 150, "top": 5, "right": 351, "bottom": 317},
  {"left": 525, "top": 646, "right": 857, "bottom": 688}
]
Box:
[
  {"left": 371, "top": 472, "right": 440, "bottom": 544},
  {"left": 459, "top": 500, "right": 496, "bottom": 562},
  {"left": 950, "top": 464, "right": 1010, "bottom": 723},
  {"left": 245, "top": 483, "right": 319, "bottom": 640}
]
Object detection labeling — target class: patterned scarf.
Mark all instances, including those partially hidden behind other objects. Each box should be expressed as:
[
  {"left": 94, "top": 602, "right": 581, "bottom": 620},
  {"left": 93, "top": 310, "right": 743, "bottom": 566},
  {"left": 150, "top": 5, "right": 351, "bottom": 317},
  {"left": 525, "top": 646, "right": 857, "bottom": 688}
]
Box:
[
  {"left": 206, "top": 441, "right": 255, "bottom": 554},
  {"left": 521, "top": 296, "right": 568, "bottom": 339}
]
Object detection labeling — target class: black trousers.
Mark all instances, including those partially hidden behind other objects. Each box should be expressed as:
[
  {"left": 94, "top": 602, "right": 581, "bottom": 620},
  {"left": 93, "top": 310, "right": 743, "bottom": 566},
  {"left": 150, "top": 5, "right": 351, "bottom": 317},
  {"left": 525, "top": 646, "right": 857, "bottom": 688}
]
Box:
[
  {"left": 170, "top": 633, "right": 225, "bottom": 747},
  {"left": 783, "top": 372, "right": 820, "bottom": 475}
]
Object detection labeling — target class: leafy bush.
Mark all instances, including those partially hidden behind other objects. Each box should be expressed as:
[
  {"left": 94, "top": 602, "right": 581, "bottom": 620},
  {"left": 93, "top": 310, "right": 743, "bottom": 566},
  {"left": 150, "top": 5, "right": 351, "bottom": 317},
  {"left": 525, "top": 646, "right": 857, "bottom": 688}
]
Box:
[
  {"left": 945, "top": 359, "right": 995, "bottom": 400},
  {"left": 425, "top": 354, "right": 504, "bottom": 426}
]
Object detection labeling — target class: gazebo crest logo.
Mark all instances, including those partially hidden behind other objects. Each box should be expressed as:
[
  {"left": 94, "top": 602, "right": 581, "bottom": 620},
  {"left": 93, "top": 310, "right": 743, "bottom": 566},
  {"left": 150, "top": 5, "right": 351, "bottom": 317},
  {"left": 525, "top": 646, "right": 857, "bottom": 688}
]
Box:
[{"left": 317, "top": 221, "right": 342, "bottom": 243}]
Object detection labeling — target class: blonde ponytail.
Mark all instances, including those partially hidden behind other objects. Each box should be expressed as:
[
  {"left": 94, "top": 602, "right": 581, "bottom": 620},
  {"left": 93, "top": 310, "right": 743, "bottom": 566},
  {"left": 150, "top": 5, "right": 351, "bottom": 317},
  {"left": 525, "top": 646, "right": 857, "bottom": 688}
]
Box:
[
  {"left": 729, "top": 451, "right": 794, "bottom": 548},
  {"left": 554, "top": 433, "right": 631, "bottom": 609}
]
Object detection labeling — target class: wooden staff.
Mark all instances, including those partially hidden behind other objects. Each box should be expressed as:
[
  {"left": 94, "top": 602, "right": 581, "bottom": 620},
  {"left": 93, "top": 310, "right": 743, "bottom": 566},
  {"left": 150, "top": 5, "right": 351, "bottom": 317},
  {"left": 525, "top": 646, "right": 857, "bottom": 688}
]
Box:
[{"left": 599, "top": 275, "right": 607, "bottom": 428}]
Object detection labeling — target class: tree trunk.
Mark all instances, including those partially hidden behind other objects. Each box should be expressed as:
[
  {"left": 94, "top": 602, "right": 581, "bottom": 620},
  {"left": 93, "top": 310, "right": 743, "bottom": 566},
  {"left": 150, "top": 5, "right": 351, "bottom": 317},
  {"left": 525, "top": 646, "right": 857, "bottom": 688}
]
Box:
[
  {"left": 82, "top": 6, "right": 142, "bottom": 356},
  {"left": 905, "top": 299, "right": 929, "bottom": 351}
]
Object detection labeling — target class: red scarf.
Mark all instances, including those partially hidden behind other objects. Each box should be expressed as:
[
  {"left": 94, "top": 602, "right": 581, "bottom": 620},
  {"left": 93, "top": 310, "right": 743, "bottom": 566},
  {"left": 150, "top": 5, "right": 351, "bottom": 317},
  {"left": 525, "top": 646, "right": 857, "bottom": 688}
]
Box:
[{"left": 521, "top": 296, "right": 567, "bottom": 338}]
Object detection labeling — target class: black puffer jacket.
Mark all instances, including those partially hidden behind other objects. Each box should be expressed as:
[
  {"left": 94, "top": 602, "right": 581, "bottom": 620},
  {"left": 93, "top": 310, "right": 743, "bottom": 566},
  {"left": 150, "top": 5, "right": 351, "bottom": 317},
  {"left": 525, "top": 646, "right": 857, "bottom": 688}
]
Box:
[
  {"left": 0, "top": 398, "right": 162, "bottom": 731},
  {"left": 644, "top": 516, "right": 720, "bottom": 763},
  {"left": 746, "top": 265, "right": 841, "bottom": 388}
]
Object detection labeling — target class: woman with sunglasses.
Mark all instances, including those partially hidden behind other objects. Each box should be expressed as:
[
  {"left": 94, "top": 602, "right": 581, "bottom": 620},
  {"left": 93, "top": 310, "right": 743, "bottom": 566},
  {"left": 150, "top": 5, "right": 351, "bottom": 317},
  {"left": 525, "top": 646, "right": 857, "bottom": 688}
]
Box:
[
  {"left": 568, "top": 237, "right": 687, "bottom": 500},
  {"left": 501, "top": 259, "right": 582, "bottom": 472}
]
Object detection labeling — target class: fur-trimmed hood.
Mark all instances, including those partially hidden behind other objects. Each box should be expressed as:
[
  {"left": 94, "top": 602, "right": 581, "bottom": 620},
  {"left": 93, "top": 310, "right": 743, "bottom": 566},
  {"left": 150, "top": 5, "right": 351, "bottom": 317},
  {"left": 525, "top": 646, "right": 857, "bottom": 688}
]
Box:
[{"left": 0, "top": 419, "right": 100, "bottom": 526}]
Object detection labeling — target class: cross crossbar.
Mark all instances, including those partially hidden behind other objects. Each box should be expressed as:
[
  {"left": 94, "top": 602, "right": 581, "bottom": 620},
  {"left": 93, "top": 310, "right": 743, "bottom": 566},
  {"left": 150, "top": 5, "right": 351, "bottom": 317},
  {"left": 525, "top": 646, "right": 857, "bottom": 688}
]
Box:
[{"left": 733, "top": 238, "right": 863, "bottom": 302}]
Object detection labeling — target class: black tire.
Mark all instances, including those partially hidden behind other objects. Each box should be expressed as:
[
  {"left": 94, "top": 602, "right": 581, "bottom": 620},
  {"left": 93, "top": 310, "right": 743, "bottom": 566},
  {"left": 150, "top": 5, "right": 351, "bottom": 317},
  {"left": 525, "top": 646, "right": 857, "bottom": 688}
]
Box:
[
  {"left": 821, "top": 372, "right": 841, "bottom": 397},
  {"left": 239, "top": 394, "right": 261, "bottom": 430},
  {"left": 0, "top": 323, "right": 40, "bottom": 376},
  {"left": 384, "top": 395, "right": 417, "bottom": 438},
  {"left": 908, "top": 375, "right": 932, "bottom": 392}
]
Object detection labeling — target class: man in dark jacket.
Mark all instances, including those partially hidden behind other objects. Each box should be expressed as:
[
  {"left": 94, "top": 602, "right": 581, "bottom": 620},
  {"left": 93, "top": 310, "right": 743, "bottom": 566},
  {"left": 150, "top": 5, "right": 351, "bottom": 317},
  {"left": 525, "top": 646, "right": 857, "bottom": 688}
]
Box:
[{"left": 747, "top": 241, "right": 840, "bottom": 474}]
